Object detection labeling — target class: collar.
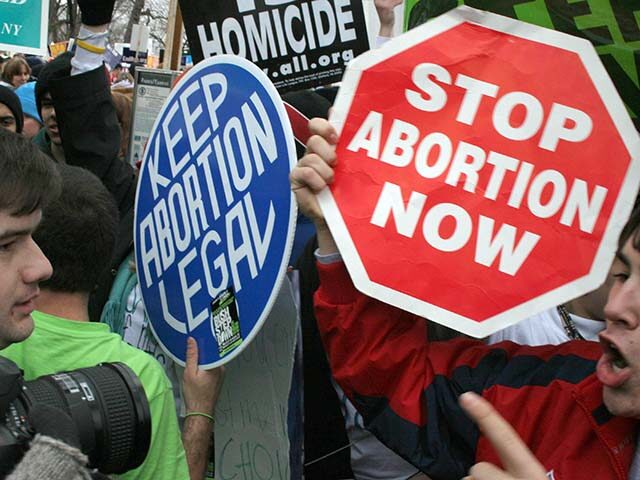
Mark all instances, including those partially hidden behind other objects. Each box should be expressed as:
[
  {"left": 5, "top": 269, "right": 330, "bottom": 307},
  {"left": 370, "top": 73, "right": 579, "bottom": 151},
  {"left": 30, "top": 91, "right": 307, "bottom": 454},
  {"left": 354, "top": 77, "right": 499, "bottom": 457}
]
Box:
[{"left": 574, "top": 375, "right": 638, "bottom": 478}]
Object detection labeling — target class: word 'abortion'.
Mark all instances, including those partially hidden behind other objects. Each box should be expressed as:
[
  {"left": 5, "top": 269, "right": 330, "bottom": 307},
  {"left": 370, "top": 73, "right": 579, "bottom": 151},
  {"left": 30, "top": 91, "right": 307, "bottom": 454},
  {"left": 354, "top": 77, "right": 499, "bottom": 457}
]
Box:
[
  {"left": 138, "top": 76, "right": 279, "bottom": 302},
  {"left": 197, "top": 0, "right": 356, "bottom": 62},
  {"left": 346, "top": 62, "right": 608, "bottom": 276}
]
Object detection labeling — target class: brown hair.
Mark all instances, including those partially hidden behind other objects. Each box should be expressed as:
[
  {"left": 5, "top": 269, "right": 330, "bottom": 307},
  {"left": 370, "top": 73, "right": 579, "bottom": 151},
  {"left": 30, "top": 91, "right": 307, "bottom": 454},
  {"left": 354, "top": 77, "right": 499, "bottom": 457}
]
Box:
[
  {"left": 0, "top": 128, "right": 60, "bottom": 215},
  {"left": 2, "top": 57, "right": 30, "bottom": 86},
  {"left": 620, "top": 204, "right": 640, "bottom": 252},
  {"left": 111, "top": 91, "right": 133, "bottom": 160}
]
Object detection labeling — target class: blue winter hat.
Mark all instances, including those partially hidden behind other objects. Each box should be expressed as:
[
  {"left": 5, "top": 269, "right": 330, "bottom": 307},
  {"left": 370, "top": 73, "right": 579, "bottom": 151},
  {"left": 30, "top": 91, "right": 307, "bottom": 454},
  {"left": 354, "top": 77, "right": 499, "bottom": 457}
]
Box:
[{"left": 15, "top": 81, "right": 41, "bottom": 124}]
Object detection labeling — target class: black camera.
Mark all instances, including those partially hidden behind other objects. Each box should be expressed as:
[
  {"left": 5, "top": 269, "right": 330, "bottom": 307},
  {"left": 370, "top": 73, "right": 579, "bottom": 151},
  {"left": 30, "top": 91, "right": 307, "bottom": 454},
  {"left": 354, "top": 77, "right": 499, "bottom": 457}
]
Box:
[{"left": 0, "top": 356, "right": 151, "bottom": 477}]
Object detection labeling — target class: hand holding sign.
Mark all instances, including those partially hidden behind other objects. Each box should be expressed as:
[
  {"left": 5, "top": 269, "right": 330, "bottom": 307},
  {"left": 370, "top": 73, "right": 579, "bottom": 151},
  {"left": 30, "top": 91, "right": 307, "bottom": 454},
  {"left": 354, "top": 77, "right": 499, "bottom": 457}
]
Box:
[
  {"left": 291, "top": 118, "right": 340, "bottom": 255},
  {"left": 183, "top": 337, "right": 225, "bottom": 416},
  {"left": 459, "top": 392, "right": 548, "bottom": 480},
  {"left": 291, "top": 118, "right": 338, "bottom": 224}
]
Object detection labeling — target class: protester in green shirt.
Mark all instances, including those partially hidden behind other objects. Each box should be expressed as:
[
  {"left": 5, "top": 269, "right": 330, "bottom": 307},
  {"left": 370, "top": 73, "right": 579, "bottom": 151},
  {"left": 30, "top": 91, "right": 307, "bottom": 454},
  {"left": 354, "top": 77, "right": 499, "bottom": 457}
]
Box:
[{"left": 1, "top": 164, "right": 190, "bottom": 479}]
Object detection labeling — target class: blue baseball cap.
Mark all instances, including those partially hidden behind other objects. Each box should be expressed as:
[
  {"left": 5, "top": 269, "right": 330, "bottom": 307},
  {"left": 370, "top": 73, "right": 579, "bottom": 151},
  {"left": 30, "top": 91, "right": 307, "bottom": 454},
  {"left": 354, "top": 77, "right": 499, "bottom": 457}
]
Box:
[{"left": 15, "top": 81, "right": 42, "bottom": 124}]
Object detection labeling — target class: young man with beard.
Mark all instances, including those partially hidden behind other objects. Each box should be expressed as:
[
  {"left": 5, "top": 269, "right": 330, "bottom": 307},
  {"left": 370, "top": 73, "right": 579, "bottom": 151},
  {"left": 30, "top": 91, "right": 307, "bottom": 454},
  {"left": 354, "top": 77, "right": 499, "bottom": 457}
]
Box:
[{"left": 291, "top": 117, "right": 640, "bottom": 480}]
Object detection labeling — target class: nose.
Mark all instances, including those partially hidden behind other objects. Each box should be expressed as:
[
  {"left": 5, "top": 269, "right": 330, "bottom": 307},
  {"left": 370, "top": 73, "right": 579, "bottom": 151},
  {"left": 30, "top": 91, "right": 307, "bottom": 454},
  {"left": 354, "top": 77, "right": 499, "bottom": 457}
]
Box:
[
  {"left": 604, "top": 281, "right": 640, "bottom": 330},
  {"left": 22, "top": 238, "right": 53, "bottom": 285}
]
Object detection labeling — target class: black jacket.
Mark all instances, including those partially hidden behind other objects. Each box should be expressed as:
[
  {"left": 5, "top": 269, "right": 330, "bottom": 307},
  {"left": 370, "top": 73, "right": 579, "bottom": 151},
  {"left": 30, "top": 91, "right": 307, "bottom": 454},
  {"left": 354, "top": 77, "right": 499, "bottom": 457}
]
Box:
[{"left": 49, "top": 65, "right": 135, "bottom": 321}]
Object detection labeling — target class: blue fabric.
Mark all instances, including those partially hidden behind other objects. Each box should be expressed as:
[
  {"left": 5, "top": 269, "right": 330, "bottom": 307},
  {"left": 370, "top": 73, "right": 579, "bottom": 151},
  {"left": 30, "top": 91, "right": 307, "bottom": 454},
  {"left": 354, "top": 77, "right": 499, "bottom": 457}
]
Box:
[
  {"left": 291, "top": 214, "right": 315, "bottom": 266},
  {"left": 15, "top": 81, "right": 41, "bottom": 123}
]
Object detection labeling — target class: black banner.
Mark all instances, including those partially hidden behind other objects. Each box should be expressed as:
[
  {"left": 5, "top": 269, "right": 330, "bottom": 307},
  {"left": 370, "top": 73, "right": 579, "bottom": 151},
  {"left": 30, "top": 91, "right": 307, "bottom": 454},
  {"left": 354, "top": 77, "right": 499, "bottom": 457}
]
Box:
[{"left": 179, "top": 0, "right": 370, "bottom": 92}]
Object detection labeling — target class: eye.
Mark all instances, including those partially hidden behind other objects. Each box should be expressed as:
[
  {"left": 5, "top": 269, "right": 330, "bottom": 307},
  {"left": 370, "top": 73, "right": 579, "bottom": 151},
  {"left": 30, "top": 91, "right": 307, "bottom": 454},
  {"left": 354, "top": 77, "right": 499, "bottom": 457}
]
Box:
[
  {"left": 612, "top": 270, "right": 630, "bottom": 283},
  {"left": 0, "top": 240, "right": 16, "bottom": 253}
]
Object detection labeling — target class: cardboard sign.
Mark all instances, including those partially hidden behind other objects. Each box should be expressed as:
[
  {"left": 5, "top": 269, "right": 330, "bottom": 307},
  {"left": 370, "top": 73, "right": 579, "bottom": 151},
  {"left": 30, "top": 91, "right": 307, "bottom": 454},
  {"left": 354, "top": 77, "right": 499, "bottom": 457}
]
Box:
[
  {"left": 0, "top": 0, "right": 49, "bottom": 55},
  {"left": 214, "top": 279, "right": 298, "bottom": 480},
  {"left": 403, "top": 0, "right": 640, "bottom": 131},
  {"left": 128, "top": 68, "right": 180, "bottom": 167},
  {"left": 130, "top": 24, "right": 150, "bottom": 53},
  {"left": 134, "top": 55, "right": 297, "bottom": 367},
  {"left": 49, "top": 41, "right": 69, "bottom": 58},
  {"left": 178, "top": 0, "right": 370, "bottom": 92},
  {"left": 319, "top": 6, "right": 640, "bottom": 337}
]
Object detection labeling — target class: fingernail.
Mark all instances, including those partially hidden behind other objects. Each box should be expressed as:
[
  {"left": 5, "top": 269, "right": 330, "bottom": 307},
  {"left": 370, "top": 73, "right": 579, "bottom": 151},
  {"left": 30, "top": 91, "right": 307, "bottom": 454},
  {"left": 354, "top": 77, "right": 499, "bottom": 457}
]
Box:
[{"left": 460, "top": 391, "right": 480, "bottom": 406}]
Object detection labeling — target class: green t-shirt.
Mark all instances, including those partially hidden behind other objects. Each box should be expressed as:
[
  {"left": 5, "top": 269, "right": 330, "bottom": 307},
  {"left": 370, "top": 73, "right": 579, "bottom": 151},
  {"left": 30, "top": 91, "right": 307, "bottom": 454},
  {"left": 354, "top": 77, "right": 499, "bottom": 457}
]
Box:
[{"left": 1, "top": 311, "right": 189, "bottom": 480}]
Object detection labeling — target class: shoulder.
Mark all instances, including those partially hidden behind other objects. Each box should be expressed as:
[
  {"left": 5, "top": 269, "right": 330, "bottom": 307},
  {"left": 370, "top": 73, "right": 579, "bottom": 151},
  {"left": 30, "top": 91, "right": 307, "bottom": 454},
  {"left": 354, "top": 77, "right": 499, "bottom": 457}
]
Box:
[
  {"left": 487, "top": 308, "right": 565, "bottom": 346},
  {"left": 118, "top": 342, "right": 173, "bottom": 400}
]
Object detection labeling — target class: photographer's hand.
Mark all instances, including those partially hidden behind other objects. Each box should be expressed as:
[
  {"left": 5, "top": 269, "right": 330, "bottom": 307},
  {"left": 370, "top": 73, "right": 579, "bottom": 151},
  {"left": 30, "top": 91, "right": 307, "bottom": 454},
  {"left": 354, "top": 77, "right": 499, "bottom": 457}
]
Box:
[
  {"left": 7, "top": 405, "right": 90, "bottom": 480},
  {"left": 28, "top": 404, "right": 81, "bottom": 449}
]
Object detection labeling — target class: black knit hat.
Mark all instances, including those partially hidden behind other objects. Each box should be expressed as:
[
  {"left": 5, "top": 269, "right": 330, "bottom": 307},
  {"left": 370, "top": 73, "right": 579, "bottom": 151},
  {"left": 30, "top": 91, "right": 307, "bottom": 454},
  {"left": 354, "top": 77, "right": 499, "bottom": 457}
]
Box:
[
  {"left": 0, "top": 85, "right": 23, "bottom": 133},
  {"left": 35, "top": 52, "right": 72, "bottom": 118}
]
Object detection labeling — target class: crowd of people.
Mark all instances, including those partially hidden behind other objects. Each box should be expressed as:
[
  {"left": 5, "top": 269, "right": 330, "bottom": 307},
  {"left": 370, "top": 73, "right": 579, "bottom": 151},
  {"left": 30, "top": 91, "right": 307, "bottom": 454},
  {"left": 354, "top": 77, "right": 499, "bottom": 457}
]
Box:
[{"left": 1, "top": 0, "right": 639, "bottom": 479}]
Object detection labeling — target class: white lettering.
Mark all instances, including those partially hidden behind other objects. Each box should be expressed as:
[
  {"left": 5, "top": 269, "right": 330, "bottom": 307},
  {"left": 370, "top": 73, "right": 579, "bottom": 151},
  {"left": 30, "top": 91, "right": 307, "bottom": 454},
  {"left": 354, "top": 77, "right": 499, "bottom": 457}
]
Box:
[{"left": 475, "top": 216, "right": 540, "bottom": 275}]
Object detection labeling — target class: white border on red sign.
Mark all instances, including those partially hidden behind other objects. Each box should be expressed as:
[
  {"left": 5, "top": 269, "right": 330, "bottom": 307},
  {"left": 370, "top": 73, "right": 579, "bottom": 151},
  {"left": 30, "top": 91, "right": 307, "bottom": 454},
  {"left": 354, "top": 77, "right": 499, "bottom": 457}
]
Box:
[{"left": 320, "top": 5, "right": 640, "bottom": 338}]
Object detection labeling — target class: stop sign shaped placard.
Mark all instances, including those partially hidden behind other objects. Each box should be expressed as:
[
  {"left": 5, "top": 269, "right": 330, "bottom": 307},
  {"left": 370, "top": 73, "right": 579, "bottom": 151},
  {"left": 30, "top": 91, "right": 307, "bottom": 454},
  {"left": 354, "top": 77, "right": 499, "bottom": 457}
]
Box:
[{"left": 319, "top": 6, "right": 640, "bottom": 337}]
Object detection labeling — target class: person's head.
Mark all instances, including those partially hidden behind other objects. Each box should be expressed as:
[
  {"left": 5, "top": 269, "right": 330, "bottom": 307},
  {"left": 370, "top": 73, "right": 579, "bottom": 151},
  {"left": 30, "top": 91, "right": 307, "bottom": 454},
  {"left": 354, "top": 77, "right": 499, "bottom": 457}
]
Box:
[
  {"left": 2, "top": 57, "right": 31, "bottom": 88},
  {"left": 34, "top": 165, "right": 118, "bottom": 297},
  {"left": 598, "top": 206, "right": 640, "bottom": 417},
  {"left": 0, "top": 129, "right": 60, "bottom": 348},
  {"left": 35, "top": 53, "right": 72, "bottom": 146},
  {"left": 15, "top": 82, "right": 42, "bottom": 139},
  {"left": 111, "top": 91, "right": 133, "bottom": 159},
  {"left": 0, "top": 86, "right": 23, "bottom": 133}
]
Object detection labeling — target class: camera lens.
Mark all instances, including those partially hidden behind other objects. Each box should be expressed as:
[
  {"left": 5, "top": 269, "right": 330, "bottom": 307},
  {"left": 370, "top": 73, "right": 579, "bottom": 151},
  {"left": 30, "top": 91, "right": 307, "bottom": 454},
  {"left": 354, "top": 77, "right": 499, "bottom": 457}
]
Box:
[{"left": 17, "top": 362, "right": 151, "bottom": 474}]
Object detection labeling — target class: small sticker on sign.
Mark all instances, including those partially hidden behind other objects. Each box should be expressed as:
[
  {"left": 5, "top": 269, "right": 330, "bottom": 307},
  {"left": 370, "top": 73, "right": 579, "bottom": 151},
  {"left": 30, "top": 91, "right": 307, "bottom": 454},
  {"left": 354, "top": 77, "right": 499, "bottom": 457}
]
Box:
[{"left": 210, "top": 289, "right": 242, "bottom": 357}]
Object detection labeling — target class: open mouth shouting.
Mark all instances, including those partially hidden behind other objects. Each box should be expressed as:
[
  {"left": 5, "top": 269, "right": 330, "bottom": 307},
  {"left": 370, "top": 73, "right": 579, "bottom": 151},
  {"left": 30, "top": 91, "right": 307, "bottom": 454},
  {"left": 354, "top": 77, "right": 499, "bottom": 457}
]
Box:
[{"left": 597, "top": 333, "right": 632, "bottom": 388}]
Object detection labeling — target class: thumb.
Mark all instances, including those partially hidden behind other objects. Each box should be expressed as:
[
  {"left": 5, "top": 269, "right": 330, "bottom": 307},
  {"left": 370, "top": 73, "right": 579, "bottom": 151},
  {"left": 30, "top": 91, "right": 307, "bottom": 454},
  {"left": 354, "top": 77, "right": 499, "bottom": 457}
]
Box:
[{"left": 186, "top": 337, "right": 199, "bottom": 374}]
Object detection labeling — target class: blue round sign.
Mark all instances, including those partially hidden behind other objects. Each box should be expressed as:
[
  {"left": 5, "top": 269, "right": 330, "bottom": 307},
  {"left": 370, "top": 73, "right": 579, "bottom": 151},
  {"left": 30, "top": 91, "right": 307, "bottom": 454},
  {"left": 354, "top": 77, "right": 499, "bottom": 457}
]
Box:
[{"left": 134, "top": 55, "right": 297, "bottom": 368}]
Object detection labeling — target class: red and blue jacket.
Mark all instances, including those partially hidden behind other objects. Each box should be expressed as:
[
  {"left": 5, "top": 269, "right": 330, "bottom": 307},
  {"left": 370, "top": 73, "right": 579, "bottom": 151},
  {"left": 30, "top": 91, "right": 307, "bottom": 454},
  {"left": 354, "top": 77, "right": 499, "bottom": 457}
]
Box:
[{"left": 314, "top": 261, "right": 638, "bottom": 479}]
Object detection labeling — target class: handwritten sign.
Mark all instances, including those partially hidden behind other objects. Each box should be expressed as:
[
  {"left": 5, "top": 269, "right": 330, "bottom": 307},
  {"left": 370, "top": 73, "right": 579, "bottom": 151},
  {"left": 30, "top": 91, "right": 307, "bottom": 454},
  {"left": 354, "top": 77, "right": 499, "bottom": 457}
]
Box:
[{"left": 214, "top": 279, "right": 298, "bottom": 480}]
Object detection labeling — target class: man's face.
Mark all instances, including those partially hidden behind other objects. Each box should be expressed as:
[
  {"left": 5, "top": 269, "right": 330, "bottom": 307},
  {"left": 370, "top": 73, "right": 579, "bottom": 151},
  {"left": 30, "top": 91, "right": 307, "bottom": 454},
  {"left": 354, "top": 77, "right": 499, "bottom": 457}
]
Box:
[
  {"left": 39, "top": 93, "right": 61, "bottom": 145},
  {"left": 0, "top": 209, "right": 52, "bottom": 349},
  {"left": 0, "top": 103, "right": 16, "bottom": 133},
  {"left": 597, "top": 232, "right": 640, "bottom": 417}
]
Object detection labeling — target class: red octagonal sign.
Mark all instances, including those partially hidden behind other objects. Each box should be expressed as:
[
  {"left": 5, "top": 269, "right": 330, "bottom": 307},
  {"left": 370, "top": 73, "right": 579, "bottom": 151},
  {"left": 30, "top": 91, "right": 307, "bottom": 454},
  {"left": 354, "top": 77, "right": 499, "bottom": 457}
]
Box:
[{"left": 318, "top": 6, "right": 640, "bottom": 337}]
